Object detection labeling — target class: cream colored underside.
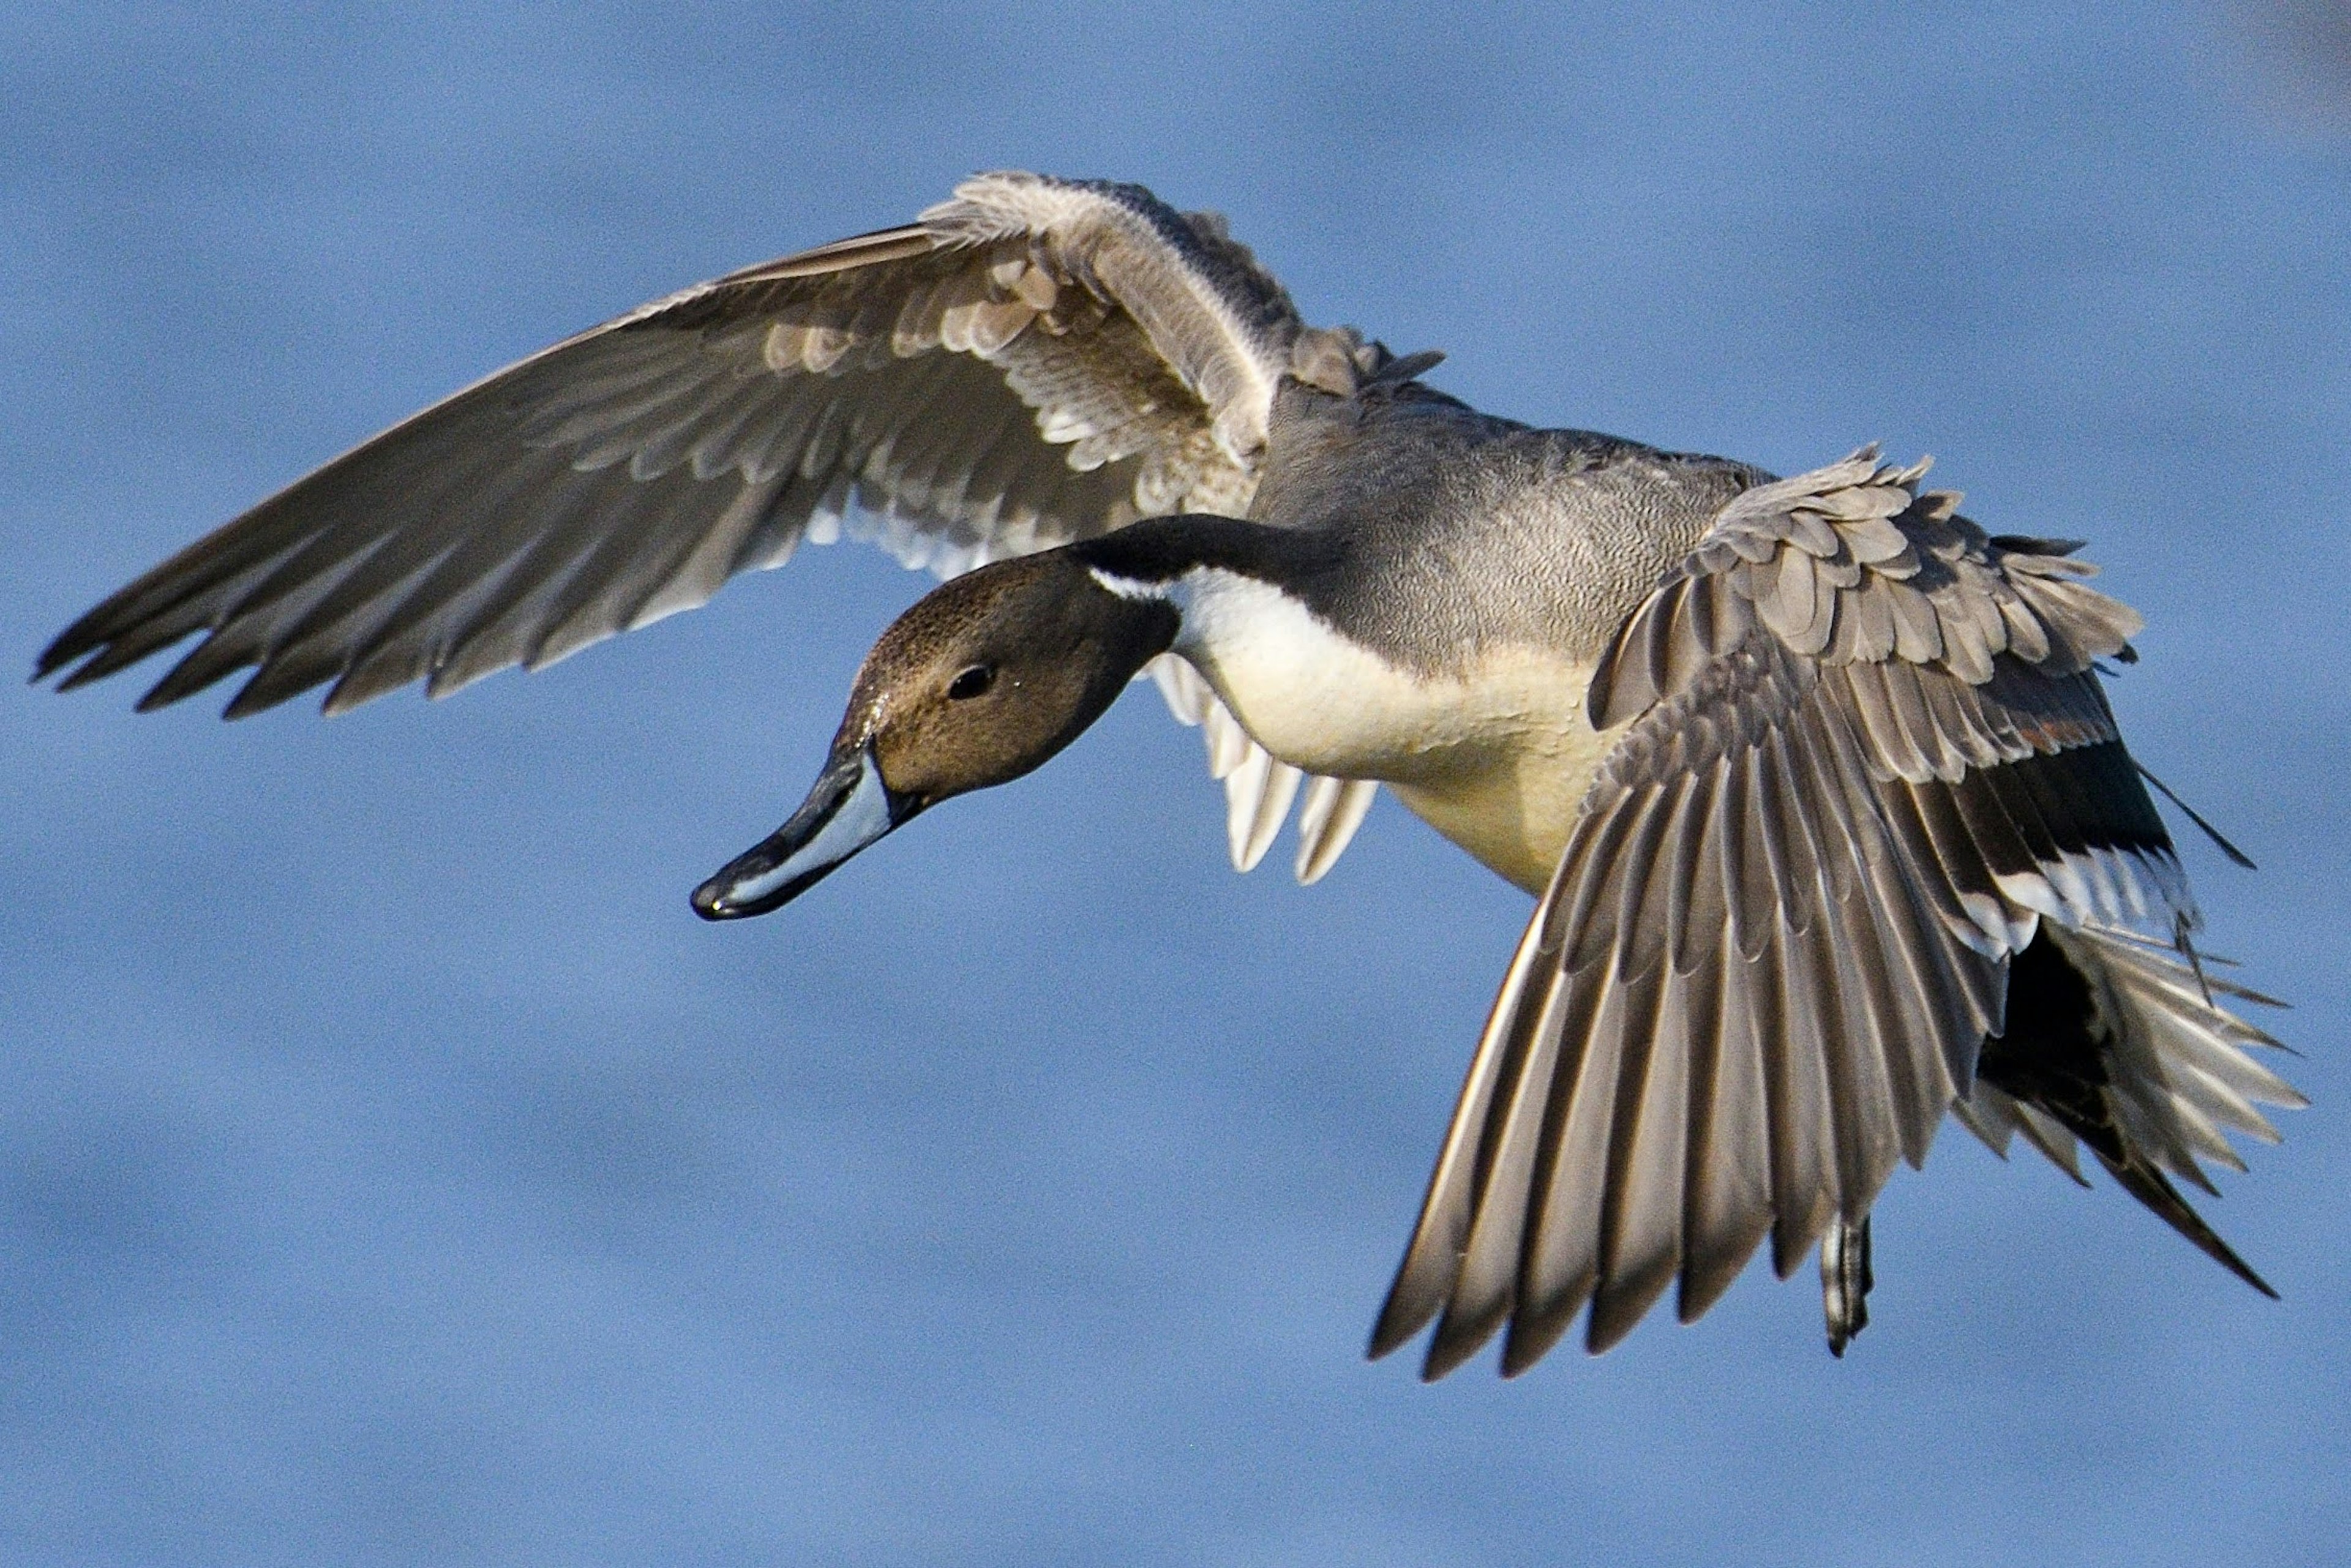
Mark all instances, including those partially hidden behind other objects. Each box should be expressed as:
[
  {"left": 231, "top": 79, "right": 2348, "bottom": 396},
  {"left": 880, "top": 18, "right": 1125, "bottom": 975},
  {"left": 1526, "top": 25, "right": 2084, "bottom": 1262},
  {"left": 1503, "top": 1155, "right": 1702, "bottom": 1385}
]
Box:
[{"left": 1133, "top": 568, "right": 1615, "bottom": 895}]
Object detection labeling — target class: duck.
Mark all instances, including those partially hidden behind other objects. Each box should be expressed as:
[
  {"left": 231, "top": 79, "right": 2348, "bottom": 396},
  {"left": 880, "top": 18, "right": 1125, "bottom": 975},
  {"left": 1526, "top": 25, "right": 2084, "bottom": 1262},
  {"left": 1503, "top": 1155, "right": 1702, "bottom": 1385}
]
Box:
[{"left": 37, "top": 171, "right": 2304, "bottom": 1377}]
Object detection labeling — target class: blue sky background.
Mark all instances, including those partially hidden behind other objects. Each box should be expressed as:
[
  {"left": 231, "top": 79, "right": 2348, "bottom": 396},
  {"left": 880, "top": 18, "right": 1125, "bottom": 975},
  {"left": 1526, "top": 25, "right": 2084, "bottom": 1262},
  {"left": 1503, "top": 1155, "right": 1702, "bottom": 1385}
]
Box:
[{"left": 6, "top": 2, "right": 2349, "bottom": 1563}]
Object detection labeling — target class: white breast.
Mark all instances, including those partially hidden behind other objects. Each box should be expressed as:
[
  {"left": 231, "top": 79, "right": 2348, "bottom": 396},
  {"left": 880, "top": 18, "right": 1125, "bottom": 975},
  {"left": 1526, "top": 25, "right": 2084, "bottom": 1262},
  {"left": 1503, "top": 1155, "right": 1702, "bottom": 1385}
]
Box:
[{"left": 1095, "top": 565, "right": 1616, "bottom": 893}]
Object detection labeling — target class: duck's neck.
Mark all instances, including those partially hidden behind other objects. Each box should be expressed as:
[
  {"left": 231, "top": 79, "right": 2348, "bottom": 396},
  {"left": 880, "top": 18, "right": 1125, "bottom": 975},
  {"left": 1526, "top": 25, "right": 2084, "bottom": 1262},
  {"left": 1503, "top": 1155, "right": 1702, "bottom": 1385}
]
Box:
[
  {"left": 1071, "top": 517, "right": 1607, "bottom": 895},
  {"left": 1076, "top": 519, "right": 1352, "bottom": 752},
  {"left": 1073, "top": 512, "right": 1345, "bottom": 599}
]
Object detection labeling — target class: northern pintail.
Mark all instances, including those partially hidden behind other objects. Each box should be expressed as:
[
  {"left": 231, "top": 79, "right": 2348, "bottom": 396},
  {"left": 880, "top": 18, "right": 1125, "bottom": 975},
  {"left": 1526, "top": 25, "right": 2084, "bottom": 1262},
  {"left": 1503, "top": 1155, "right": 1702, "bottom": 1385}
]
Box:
[{"left": 39, "top": 172, "right": 2303, "bottom": 1376}]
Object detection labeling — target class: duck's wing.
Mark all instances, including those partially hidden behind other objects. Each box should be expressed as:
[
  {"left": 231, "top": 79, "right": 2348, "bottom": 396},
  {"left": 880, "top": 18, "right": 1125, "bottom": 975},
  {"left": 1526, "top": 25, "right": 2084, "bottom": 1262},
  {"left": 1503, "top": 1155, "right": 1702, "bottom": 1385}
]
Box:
[
  {"left": 1371, "top": 448, "right": 2300, "bottom": 1376},
  {"left": 36, "top": 170, "right": 1378, "bottom": 881}
]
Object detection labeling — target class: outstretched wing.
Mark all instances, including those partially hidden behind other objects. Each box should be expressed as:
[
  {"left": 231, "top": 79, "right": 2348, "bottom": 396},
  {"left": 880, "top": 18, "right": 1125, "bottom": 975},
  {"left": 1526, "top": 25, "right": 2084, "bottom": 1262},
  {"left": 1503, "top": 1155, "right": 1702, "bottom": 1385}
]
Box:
[
  {"left": 1372, "top": 448, "right": 2284, "bottom": 1376},
  {"left": 38, "top": 170, "right": 1379, "bottom": 880}
]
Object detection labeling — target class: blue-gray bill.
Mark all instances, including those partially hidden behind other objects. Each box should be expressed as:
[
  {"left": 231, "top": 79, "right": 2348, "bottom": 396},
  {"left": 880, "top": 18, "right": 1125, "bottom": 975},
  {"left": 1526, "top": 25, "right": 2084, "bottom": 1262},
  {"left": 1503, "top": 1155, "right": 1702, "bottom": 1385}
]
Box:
[{"left": 691, "top": 746, "right": 905, "bottom": 920}]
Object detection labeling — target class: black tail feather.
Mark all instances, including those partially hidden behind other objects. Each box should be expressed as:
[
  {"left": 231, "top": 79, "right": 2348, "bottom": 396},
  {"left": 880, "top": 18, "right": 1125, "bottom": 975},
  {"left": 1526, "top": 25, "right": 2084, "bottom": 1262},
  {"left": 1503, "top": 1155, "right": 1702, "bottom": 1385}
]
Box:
[
  {"left": 1984, "top": 929, "right": 2279, "bottom": 1300},
  {"left": 2137, "top": 761, "right": 2257, "bottom": 869},
  {"left": 2091, "top": 1149, "right": 2278, "bottom": 1300}
]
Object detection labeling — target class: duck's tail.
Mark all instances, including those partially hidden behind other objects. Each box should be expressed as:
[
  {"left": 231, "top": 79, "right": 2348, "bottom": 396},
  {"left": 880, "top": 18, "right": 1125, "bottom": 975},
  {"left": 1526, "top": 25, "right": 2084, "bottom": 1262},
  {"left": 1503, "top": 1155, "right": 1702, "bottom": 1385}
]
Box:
[{"left": 1952, "top": 922, "right": 2304, "bottom": 1291}]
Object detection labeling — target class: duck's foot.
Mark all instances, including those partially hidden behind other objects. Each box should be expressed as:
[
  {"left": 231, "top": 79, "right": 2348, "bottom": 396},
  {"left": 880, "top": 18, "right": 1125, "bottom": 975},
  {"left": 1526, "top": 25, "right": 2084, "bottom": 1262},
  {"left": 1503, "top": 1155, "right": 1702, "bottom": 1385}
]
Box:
[{"left": 1820, "top": 1212, "right": 1873, "bottom": 1357}]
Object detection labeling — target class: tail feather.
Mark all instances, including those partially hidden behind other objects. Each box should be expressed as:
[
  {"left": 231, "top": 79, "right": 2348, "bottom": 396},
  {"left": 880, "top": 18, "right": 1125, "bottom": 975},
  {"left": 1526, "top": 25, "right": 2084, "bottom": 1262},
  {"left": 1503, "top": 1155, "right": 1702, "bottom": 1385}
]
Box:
[
  {"left": 2090, "top": 1145, "right": 2278, "bottom": 1299},
  {"left": 1976, "top": 923, "right": 2301, "bottom": 1297}
]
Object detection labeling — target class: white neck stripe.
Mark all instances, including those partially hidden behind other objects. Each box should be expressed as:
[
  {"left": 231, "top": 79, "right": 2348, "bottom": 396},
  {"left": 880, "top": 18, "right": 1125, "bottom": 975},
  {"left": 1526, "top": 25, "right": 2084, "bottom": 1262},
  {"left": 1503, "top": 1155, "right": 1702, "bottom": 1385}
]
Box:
[{"left": 1087, "top": 567, "right": 1174, "bottom": 603}]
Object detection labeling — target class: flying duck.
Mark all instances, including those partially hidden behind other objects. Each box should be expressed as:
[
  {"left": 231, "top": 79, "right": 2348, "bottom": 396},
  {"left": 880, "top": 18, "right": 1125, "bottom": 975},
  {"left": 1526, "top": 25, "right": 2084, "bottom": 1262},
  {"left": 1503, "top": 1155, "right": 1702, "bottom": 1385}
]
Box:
[{"left": 38, "top": 171, "right": 2303, "bottom": 1376}]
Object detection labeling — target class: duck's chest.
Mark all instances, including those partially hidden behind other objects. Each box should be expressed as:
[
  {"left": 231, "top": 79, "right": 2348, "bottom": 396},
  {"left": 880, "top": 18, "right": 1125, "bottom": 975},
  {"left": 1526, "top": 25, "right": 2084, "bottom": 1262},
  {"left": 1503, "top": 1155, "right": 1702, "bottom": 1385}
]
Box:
[{"left": 1138, "top": 566, "right": 1616, "bottom": 894}]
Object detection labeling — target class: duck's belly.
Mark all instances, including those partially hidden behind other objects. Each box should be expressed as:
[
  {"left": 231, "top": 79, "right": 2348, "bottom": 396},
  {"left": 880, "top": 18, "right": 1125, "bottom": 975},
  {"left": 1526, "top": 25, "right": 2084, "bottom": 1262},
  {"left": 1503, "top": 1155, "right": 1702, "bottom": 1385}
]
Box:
[
  {"left": 1168, "top": 574, "right": 1613, "bottom": 895},
  {"left": 1385, "top": 746, "right": 1605, "bottom": 895}
]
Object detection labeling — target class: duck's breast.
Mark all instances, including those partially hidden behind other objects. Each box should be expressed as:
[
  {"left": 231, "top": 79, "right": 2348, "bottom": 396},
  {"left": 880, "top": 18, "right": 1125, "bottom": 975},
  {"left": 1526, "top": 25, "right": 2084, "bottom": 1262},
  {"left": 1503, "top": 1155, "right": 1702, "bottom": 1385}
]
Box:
[{"left": 1146, "top": 565, "right": 1611, "bottom": 893}]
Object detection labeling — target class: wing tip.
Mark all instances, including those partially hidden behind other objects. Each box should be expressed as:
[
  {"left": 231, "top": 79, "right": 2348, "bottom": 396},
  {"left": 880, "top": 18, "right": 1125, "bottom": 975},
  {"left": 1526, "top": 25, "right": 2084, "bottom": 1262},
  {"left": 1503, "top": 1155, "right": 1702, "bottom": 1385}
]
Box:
[
  {"left": 39, "top": 648, "right": 99, "bottom": 693},
  {"left": 1365, "top": 1316, "right": 1420, "bottom": 1369},
  {"left": 31, "top": 637, "right": 81, "bottom": 687},
  {"left": 1412, "top": 1285, "right": 1517, "bottom": 1381},
  {"left": 1417, "top": 1323, "right": 1490, "bottom": 1383},
  {"left": 1366, "top": 1250, "right": 1452, "bottom": 1368},
  {"left": 36, "top": 596, "right": 132, "bottom": 687},
  {"left": 1499, "top": 1292, "right": 1583, "bottom": 1374}
]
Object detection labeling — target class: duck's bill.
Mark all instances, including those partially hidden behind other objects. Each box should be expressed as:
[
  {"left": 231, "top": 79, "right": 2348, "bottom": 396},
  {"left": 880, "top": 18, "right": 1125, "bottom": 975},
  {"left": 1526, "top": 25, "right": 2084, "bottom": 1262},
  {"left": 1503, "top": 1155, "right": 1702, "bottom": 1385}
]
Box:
[{"left": 691, "top": 745, "right": 909, "bottom": 920}]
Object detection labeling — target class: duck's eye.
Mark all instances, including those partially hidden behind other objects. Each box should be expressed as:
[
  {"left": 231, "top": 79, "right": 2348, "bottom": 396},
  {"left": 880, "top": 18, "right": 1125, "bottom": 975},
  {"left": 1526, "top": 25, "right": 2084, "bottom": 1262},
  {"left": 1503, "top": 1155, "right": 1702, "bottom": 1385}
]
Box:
[{"left": 947, "top": 664, "right": 996, "bottom": 700}]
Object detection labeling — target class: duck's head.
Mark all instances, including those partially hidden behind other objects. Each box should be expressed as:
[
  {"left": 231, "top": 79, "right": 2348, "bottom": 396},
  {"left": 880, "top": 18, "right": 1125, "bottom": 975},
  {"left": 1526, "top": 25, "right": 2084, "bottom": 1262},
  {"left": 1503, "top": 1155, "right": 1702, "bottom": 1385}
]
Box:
[{"left": 691, "top": 549, "right": 1179, "bottom": 919}]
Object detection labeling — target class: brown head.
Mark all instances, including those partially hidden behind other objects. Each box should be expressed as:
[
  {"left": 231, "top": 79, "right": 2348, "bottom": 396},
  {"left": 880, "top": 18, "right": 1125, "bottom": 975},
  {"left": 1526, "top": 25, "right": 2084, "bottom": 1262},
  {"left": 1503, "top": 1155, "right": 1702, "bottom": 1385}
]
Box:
[{"left": 690, "top": 549, "right": 1179, "bottom": 918}]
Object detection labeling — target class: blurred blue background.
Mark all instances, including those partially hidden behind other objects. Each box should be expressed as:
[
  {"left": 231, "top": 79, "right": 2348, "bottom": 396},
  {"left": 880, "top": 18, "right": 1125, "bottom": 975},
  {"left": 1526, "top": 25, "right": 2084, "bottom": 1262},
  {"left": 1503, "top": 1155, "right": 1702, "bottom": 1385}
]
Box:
[{"left": 6, "top": 2, "right": 2348, "bottom": 1562}]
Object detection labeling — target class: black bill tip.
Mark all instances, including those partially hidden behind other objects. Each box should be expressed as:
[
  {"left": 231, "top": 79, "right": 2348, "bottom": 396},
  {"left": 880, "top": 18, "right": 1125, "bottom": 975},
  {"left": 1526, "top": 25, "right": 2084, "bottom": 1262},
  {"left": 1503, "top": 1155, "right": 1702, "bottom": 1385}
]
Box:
[{"left": 689, "top": 745, "right": 903, "bottom": 921}]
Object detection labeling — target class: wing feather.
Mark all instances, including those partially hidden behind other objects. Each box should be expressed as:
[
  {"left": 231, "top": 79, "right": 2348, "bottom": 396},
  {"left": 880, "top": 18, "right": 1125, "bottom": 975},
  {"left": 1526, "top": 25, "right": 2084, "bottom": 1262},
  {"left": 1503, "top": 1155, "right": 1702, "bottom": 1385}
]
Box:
[
  {"left": 1374, "top": 448, "right": 2292, "bottom": 1375},
  {"left": 42, "top": 173, "right": 1303, "bottom": 710},
  {"left": 45, "top": 171, "right": 1387, "bottom": 878},
  {"left": 1677, "top": 928, "right": 1775, "bottom": 1322}
]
